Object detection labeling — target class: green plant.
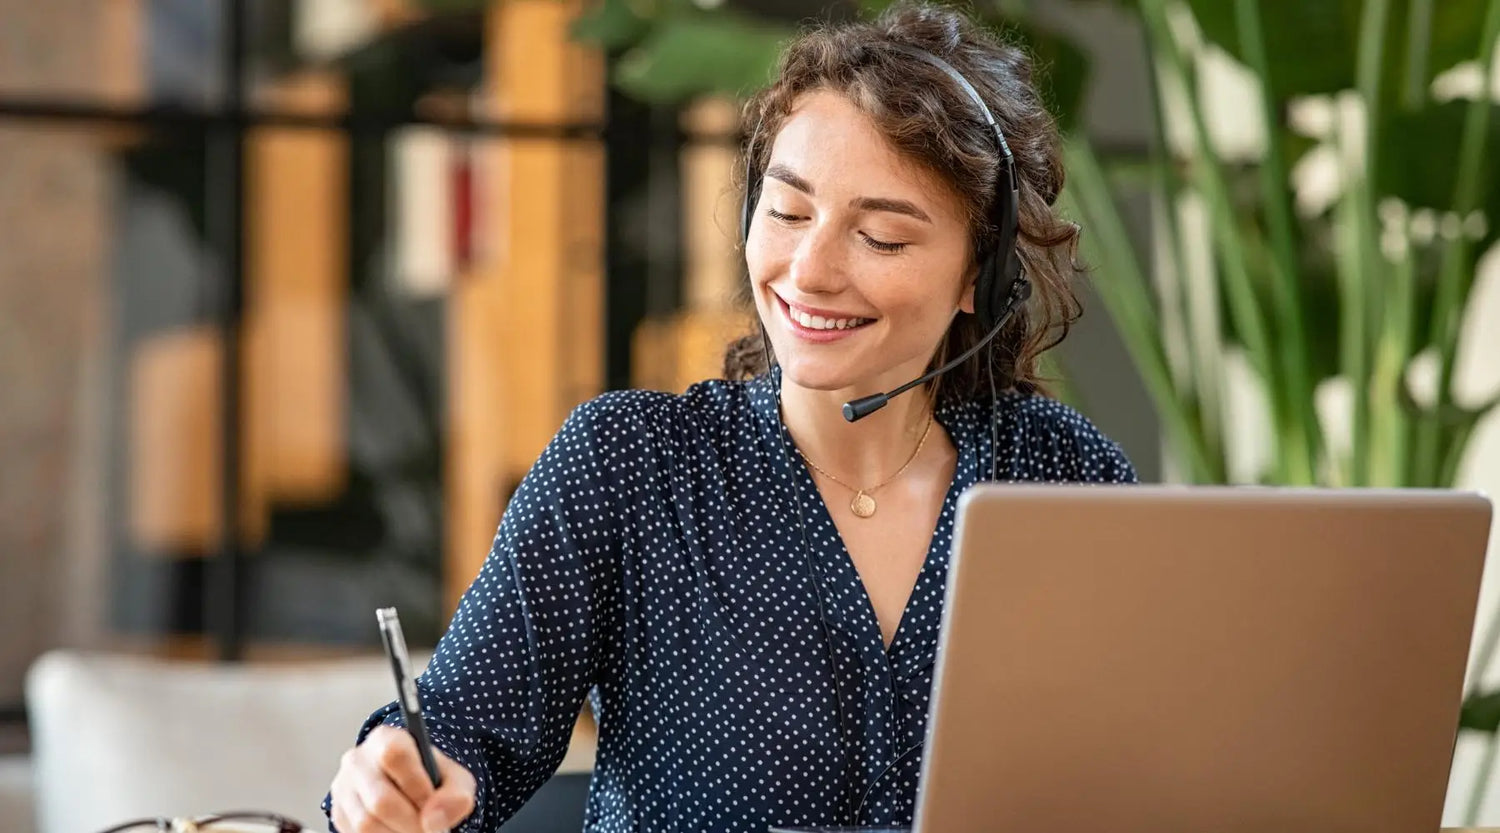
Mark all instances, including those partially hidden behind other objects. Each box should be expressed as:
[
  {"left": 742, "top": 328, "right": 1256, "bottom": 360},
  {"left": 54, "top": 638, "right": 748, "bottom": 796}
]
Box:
[{"left": 1059, "top": 3, "right": 1500, "bottom": 817}]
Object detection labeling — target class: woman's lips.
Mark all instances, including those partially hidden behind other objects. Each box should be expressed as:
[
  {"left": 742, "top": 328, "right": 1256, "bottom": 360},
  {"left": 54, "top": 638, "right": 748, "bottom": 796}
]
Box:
[{"left": 777, "top": 295, "right": 874, "bottom": 344}]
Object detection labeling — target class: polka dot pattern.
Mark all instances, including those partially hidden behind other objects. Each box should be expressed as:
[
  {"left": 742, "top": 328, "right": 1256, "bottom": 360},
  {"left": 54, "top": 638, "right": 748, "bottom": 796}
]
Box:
[{"left": 324, "top": 369, "right": 1135, "bottom": 832}]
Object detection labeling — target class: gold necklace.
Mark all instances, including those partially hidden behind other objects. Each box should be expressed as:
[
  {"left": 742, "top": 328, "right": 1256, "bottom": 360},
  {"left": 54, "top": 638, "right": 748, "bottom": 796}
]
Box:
[{"left": 797, "top": 413, "right": 934, "bottom": 519}]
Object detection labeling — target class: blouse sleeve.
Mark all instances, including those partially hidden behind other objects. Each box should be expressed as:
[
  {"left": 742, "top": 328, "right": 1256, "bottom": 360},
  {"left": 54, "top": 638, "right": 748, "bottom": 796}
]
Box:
[
  {"left": 1077, "top": 424, "right": 1137, "bottom": 484},
  {"left": 1007, "top": 396, "right": 1139, "bottom": 485},
  {"left": 324, "top": 398, "right": 626, "bottom": 831}
]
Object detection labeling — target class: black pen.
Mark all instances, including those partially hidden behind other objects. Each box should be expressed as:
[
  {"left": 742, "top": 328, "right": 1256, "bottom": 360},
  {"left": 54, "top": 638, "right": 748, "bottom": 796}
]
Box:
[{"left": 376, "top": 607, "right": 444, "bottom": 787}]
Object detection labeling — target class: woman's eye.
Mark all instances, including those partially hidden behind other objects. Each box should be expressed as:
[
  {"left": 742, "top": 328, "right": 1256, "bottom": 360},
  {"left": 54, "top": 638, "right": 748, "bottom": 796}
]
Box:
[
  {"left": 763, "top": 208, "right": 907, "bottom": 253},
  {"left": 860, "top": 232, "right": 908, "bottom": 254}
]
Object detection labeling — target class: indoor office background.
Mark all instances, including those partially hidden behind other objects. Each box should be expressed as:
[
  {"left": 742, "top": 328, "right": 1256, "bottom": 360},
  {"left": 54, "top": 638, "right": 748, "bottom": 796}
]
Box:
[{"left": 0, "top": 1, "right": 1498, "bottom": 831}]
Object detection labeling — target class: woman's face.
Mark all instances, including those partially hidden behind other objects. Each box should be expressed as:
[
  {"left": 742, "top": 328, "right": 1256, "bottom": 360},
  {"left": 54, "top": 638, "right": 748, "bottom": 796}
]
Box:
[{"left": 746, "top": 89, "right": 976, "bottom": 397}]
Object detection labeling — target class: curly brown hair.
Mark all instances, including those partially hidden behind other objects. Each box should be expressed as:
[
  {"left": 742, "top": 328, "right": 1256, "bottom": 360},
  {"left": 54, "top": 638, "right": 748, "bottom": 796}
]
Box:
[{"left": 724, "top": 1, "right": 1082, "bottom": 402}]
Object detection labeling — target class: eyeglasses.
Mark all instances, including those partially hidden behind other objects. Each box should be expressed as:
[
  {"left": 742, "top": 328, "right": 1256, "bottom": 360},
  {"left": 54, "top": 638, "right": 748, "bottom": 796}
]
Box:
[{"left": 98, "top": 811, "right": 303, "bottom": 833}]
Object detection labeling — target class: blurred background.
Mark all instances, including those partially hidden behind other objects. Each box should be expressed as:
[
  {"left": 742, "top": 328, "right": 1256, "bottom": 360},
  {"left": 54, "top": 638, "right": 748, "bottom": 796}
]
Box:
[{"left": 0, "top": 0, "right": 1498, "bottom": 830}]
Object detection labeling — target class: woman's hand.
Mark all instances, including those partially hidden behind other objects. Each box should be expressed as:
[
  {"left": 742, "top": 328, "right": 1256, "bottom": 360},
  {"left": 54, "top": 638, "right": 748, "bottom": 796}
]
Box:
[{"left": 330, "top": 725, "right": 477, "bottom": 833}]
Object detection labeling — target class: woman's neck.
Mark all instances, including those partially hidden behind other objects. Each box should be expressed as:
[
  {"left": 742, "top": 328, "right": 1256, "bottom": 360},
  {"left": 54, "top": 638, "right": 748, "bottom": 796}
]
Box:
[{"left": 778, "top": 376, "right": 937, "bottom": 487}]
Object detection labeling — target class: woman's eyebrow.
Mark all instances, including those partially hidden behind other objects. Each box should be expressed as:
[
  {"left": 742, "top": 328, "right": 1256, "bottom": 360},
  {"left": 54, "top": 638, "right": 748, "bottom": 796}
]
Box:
[
  {"left": 766, "top": 162, "right": 814, "bottom": 194},
  {"left": 765, "top": 162, "right": 933, "bottom": 224},
  {"left": 852, "top": 196, "right": 931, "bottom": 223}
]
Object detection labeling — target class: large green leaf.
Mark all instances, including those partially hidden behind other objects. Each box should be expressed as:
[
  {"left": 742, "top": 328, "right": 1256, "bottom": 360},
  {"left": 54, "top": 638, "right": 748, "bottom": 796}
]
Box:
[
  {"left": 1290, "top": 247, "right": 1348, "bottom": 384},
  {"left": 1427, "top": 0, "right": 1500, "bottom": 88},
  {"left": 1375, "top": 101, "right": 1500, "bottom": 339},
  {"left": 408, "top": 0, "right": 487, "bottom": 11},
  {"left": 1462, "top": 690, "right": 1500, "bottom": 733},
  {"left": 1376, "top": 100, "right": 1500, "bottom": 213},
  {"left": 613, "top": 12, "right": 794, "bottom": 103},
  {"left": 1084, "top": 0, "right": 1495, "bottom": 102},
  {"left": 599, "top": 3, "right": 1092, "bottom": 116},
  {"left": 570, "top": 0, "right": 653, "bottom": 51},
  {"left": 1186, "top": 0, "right": 1358, "bottom": 98},
  {"left": 1194, "top": 0, "right": 1417, "bottom": 100}
]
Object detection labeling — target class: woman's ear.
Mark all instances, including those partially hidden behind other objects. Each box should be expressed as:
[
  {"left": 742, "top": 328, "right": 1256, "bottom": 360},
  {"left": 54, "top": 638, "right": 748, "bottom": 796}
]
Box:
[{"left": 959, "top": 264, "right": 979, "bottom": 314}]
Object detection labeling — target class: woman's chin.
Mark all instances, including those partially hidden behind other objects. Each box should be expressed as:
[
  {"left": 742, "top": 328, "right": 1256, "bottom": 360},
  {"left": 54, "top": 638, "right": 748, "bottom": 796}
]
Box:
[
  {"left": 777, "top": 350, "right": 936, "bottom": 402},
  {"left": 776, "top": 357, "right": 887, "bottom": 398},
  {"left": 775, "top": 359, "right": 854, "bottom": 393}
]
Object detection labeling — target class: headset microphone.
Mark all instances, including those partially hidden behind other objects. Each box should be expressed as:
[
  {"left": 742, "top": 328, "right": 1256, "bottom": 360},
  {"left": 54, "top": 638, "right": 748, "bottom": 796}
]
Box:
[{"left": 841, "top": 275, "right": 1031, "bottom": 422}]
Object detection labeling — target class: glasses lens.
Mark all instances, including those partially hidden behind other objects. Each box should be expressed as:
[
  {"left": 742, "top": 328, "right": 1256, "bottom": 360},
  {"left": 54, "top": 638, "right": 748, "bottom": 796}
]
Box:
[
  {"left": 201, "top": 814, "right": 302, "bottom": 832},
  {"left": 100, "top": 812, "right": 301, "bottom": 833}
]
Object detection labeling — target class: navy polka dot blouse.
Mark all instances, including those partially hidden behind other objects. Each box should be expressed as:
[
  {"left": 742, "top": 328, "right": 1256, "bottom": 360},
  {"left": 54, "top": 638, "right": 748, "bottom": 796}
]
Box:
[{"left": 325, "top": 369, "right": 1135, "bottom": 832}]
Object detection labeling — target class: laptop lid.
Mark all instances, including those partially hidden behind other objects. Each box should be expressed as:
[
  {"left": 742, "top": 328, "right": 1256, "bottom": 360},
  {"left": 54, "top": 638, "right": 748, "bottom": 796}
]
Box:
[{"left": 915, "top": 486, "right": 1493, "bottom": 833}]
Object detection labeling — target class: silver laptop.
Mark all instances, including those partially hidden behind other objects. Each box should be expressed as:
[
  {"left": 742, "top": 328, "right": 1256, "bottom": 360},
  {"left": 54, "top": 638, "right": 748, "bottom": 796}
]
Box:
[
  {"left": 909, "top": 485, "right": 1492, "bottom": 833},
  {"left": 772, "top": 487, "right": 1493, "bottom": 833}
]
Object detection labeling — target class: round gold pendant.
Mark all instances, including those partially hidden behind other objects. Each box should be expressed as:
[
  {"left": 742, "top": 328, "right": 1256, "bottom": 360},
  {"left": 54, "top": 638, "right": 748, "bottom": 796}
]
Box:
[{"left": 850, "top": 491, "right": 877, "bottom": 518}]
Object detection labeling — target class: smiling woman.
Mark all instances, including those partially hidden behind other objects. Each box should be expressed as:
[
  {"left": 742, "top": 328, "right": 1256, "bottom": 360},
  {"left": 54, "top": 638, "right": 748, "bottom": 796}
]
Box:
[{"left": 323, "top": 4, "right": 1135, "bottom": 833}]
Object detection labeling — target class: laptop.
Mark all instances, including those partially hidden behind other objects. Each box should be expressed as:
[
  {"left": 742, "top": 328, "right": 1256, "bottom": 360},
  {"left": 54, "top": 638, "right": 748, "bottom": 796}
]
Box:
[{"left": 775, "top": 486, "right": 1493, "bottom": 833}]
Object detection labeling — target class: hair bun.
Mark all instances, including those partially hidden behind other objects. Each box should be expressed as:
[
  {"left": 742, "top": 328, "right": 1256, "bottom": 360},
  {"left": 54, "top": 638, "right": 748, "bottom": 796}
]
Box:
[{"left": 877, "top": 2, "right": 983, "bottom": 57}]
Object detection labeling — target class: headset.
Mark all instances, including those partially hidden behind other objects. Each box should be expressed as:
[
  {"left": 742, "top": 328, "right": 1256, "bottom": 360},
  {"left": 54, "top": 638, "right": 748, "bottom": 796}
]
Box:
[{"left": 744, "top": 43, "right": 1032, "bottom": 826}]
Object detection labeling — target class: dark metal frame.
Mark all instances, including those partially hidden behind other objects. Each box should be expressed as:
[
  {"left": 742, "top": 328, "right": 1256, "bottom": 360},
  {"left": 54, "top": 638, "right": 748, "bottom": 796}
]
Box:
[
  {"left": 0, "top": 2, "right": 567, "bottom": 664},
  {"left": 0, "top": 97, "right": 608, "bottom": 139},
  {"left": 0, "top": 2, "right": 731, "bottom": 663},
  {"left": 208, "top": 0, "right": 248, "bottom": 661}
]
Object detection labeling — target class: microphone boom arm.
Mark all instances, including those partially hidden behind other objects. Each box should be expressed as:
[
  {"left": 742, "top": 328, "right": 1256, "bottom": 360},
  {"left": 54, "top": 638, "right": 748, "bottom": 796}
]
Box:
[{"left": 842, "top": 276, "right": 1032, "bottom": 422}]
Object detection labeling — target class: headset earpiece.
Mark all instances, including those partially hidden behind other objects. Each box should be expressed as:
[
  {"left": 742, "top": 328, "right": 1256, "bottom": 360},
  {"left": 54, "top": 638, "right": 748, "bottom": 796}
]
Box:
[
  {"left": 741, "top": 138, "right": 761, "bottom": 246},
  {"left": 973, "top": 165, "right": 1022, "bottom": 332}
]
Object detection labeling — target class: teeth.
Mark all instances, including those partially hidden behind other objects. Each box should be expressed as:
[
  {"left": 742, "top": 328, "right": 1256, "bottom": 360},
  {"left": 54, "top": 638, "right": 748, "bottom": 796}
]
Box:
[{"left": 790, "top": 306, "right": 867, "bottom": 331}]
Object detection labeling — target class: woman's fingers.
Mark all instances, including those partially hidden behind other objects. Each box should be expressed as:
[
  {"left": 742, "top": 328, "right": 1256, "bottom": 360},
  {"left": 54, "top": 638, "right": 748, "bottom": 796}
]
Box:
[
  {"left": 366, "top": 726, "right": 439, "bottom": 806},
  {"left": 332, "top": 775, "right": 403, "bottom": 833},
  {"left": 420, "top": 752, "right": 478, "bottom": 832},
  {"left": 331, "top": 725, "right": 459, "bottom": 833},
  {"left": 353, "top": 755, "right": 424, "bottom": 832}
]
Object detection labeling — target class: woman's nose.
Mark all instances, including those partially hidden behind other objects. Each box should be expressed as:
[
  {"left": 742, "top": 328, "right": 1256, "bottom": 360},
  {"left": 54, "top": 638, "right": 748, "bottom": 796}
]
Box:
[{"left": 787, "top": 225, "right": 846, "bottom": 294}]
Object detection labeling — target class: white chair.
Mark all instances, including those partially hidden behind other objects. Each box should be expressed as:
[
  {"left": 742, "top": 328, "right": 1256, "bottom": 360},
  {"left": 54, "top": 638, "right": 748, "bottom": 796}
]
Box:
[
  {"left": 0, "top": 754, "right": 34, "bottom": 833},
  {"left": 25, "top": 649, "right": 597, "bottom": 833},
  {"left": 25, "top": 649, "right": 421, "bottom": 833}
]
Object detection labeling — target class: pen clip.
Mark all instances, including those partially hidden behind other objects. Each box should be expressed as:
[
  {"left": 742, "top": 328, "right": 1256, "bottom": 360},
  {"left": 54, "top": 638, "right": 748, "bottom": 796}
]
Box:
[{"left": 377, "top": 607, "right": 422, "bottom": 713}]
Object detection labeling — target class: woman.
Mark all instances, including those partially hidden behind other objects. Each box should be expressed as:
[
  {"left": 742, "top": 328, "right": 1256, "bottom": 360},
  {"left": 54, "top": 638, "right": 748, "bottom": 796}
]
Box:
[{"left": 326, "top": 3, "right": 1135, "bottom": 832}]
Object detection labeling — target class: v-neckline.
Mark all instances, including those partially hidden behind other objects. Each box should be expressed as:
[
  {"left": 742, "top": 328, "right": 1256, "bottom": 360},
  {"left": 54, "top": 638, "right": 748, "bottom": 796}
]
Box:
[
  {"left": 799, "top": 434, "right": 967, "bottom": 655},
  {"left": 766, "top": 394, "right": 980, "bottom": 663}
]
